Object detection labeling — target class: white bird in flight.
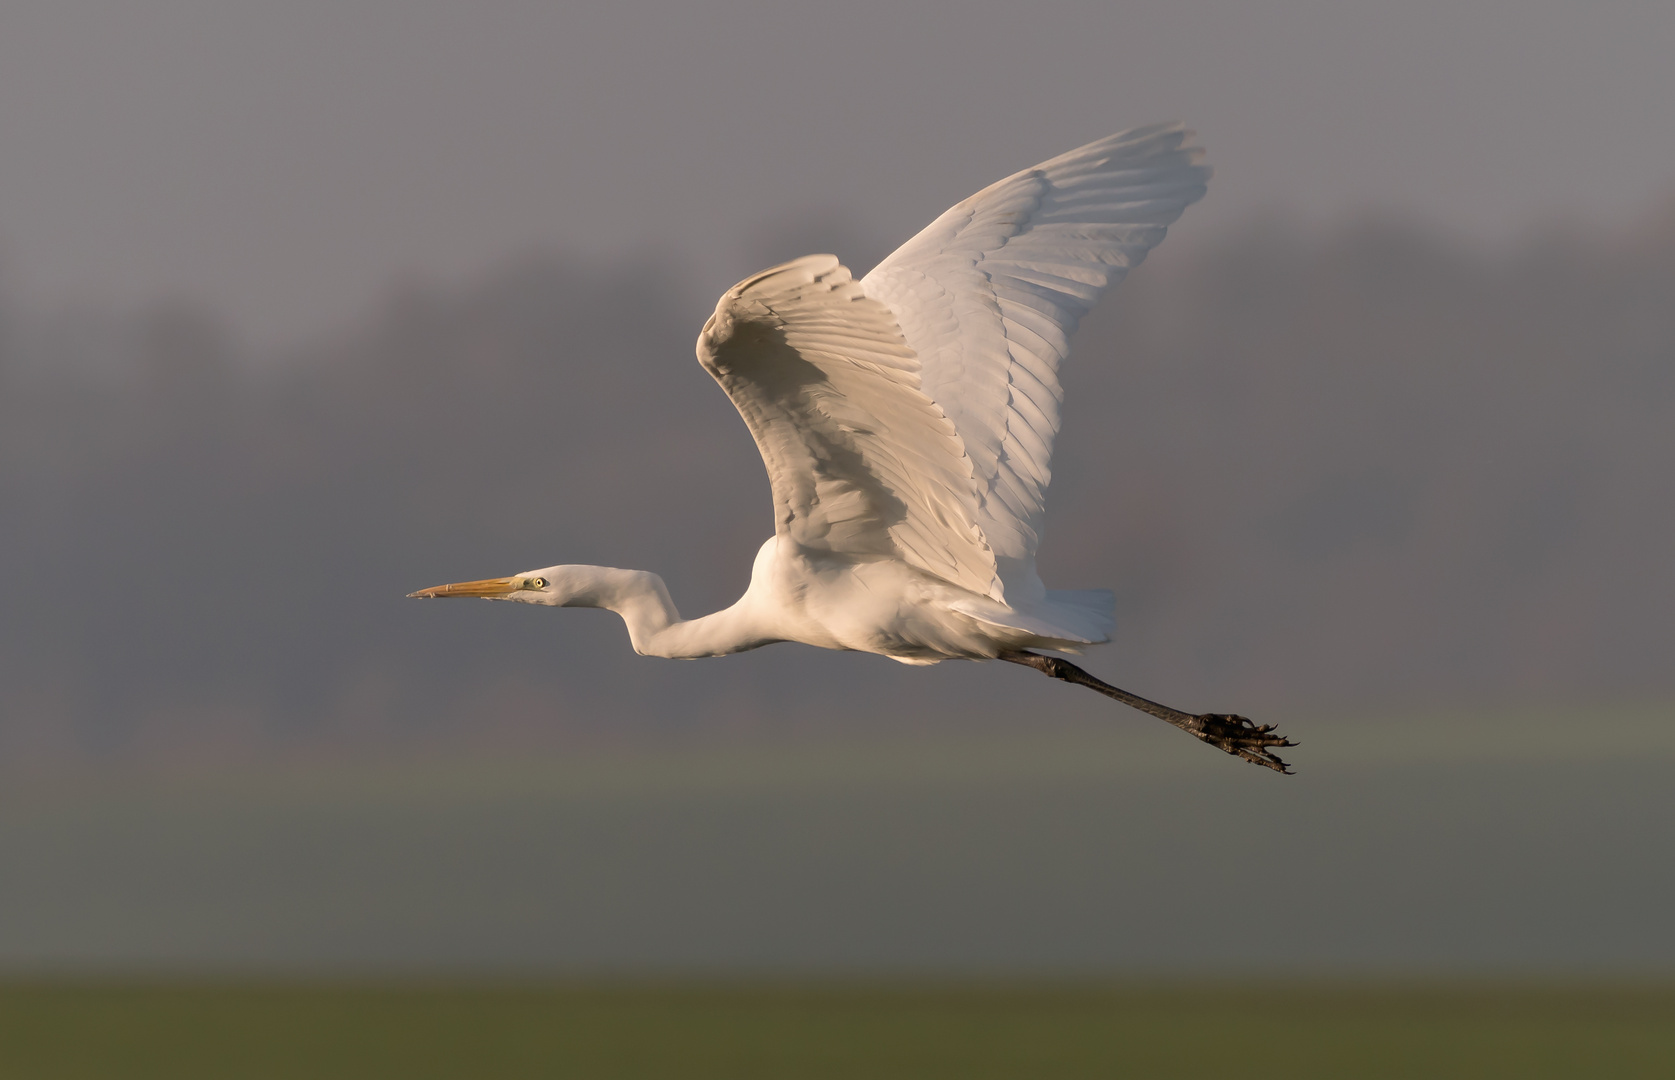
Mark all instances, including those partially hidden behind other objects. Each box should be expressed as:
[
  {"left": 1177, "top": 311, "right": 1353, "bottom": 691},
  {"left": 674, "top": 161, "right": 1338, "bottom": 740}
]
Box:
[{"left": 411, "top": 123, "right": 1294, "bottom": 772}]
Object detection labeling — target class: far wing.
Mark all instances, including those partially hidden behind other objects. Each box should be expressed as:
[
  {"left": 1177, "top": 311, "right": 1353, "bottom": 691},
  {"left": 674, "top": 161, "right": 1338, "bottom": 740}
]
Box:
[
  {"left": 698, "top": 255, "right": 998, "bottom": 598},
  {"left": 861, "top": 123, "right": 1209, "bottom": 605}
]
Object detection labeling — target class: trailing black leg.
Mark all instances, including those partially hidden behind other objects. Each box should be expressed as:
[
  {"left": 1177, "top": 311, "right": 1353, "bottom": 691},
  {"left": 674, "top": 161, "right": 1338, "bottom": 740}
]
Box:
[{"left": 998, "top": 650, "right": 1295, "bottom": 774}]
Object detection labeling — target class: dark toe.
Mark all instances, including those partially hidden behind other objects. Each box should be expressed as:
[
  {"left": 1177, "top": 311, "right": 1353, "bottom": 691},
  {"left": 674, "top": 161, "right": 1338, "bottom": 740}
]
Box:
[{"left": 1189, "top": 713, "right": 1296, "bottom": 773}]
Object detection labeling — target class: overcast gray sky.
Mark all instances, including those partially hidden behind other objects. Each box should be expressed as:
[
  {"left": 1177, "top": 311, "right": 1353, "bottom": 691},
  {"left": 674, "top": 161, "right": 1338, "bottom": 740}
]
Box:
[{"left": 3, "top": 0, "right": 1673, "bottom": 349}]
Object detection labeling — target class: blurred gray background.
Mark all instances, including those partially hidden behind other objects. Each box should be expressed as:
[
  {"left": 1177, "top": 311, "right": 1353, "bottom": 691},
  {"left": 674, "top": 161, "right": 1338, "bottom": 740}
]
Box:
[{"left": 0, "top": 0, "right": 1671, "bottom": 975}]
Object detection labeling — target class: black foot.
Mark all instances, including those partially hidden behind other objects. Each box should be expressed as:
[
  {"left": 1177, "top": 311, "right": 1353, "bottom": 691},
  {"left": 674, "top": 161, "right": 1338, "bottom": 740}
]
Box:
[
  {"left": 998, "top": 651, "right": 1297, "bottom": 774},
  {"left": 1178, "top": 713, "right": 1295, "bottom": 774}
]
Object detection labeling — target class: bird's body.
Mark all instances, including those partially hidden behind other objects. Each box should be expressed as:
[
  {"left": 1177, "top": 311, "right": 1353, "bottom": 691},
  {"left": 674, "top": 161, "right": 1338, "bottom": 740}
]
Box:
[
  {"left": 495, "top": 536, "right": 1095, "bottom": 665},
  {"left": 413, "top": 124, "right": 1297, "bottom": 771}
]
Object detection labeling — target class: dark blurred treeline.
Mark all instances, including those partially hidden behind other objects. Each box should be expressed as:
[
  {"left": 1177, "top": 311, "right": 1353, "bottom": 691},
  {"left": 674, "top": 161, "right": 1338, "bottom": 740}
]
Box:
[{"left": 1, "top": 211, "right": 1671, "bottom": 764}]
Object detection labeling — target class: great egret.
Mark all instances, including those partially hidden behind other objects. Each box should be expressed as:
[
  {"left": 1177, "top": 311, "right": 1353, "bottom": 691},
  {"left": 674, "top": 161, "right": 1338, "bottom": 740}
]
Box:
[{"left": 411, "top": 123, "right": 1295, "bottom": 772}]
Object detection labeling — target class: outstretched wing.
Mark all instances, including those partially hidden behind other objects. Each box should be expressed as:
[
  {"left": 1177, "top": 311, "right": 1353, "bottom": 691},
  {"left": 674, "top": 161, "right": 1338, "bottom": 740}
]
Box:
[
  {"left": 699, "top": 255, "right": 998, "bottom": 598},
  {"left": 861, "top": 123, "right": 1209, "bottom": 605}
]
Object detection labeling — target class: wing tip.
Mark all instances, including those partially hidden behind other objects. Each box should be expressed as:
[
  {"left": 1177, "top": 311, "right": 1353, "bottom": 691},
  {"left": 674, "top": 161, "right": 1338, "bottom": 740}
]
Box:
[{"left": 1048, "top": 122, "right": 1208, "bottom": 175}]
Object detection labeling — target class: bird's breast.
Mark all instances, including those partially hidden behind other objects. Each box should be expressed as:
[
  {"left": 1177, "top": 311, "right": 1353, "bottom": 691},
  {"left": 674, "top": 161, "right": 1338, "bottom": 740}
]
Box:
[{"left": 753, "top": 540, "right": 998, "bottom": 660}]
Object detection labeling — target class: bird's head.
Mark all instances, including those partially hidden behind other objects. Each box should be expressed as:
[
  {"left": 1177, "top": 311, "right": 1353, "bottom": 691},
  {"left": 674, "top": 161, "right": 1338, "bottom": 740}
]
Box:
[{"left": 406, "top": 565, "right": 586, "bottom": 606}]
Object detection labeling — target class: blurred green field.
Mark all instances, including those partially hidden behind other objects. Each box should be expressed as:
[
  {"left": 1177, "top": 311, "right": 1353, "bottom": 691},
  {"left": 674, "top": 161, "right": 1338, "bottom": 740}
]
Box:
[{"left": 1, "top": 982, "right": 1671, "bottom": 1079}]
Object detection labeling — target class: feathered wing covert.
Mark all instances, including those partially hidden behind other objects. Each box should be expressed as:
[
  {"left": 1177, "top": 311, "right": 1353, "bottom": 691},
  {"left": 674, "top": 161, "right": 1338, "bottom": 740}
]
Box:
[
  {"left": 698, "top": 255, "right": 999, "bottom": 599},
  {"left": 861, "top": 123, "right": 1210, "bottom": 608}
]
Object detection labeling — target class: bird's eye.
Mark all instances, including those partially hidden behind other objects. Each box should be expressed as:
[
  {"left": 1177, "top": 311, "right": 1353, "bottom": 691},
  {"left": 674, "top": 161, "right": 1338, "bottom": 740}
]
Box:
[{"left": 529, "top": 577, "right": 548, "bottom": 589}]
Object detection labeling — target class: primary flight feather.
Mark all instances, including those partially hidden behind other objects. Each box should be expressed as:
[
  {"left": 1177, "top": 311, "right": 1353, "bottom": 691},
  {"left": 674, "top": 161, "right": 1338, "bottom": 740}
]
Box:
[{"left": 411, "top": 123, "right": 1296, "bottom": 772}]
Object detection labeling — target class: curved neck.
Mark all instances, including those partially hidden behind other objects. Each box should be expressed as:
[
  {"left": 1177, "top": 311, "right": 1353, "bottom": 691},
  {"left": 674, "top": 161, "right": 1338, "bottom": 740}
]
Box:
[{"left": 563, "top": 566, "right": 769, "bottom": 659}]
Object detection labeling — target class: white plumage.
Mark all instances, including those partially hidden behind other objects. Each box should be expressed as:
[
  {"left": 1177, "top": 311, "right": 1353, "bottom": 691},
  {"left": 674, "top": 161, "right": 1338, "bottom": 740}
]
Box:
[
  {"left": 412, "top": 125, "right": 1297, "bottom": 771},
  {"left": 864, "top": 122, "right": 1209, "bottom": 612}
]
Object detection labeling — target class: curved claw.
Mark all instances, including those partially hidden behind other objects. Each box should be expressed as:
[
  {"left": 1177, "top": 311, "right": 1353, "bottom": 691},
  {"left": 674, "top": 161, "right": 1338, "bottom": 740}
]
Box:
[{"left": 1183, "top": 713, "right": 1297, "bottom": 773}]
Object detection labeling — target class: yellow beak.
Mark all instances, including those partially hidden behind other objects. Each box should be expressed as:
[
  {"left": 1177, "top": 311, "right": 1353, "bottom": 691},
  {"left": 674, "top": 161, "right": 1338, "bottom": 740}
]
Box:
[{"left": 407, "top": 576, "right": 521, "bottom": 599}]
